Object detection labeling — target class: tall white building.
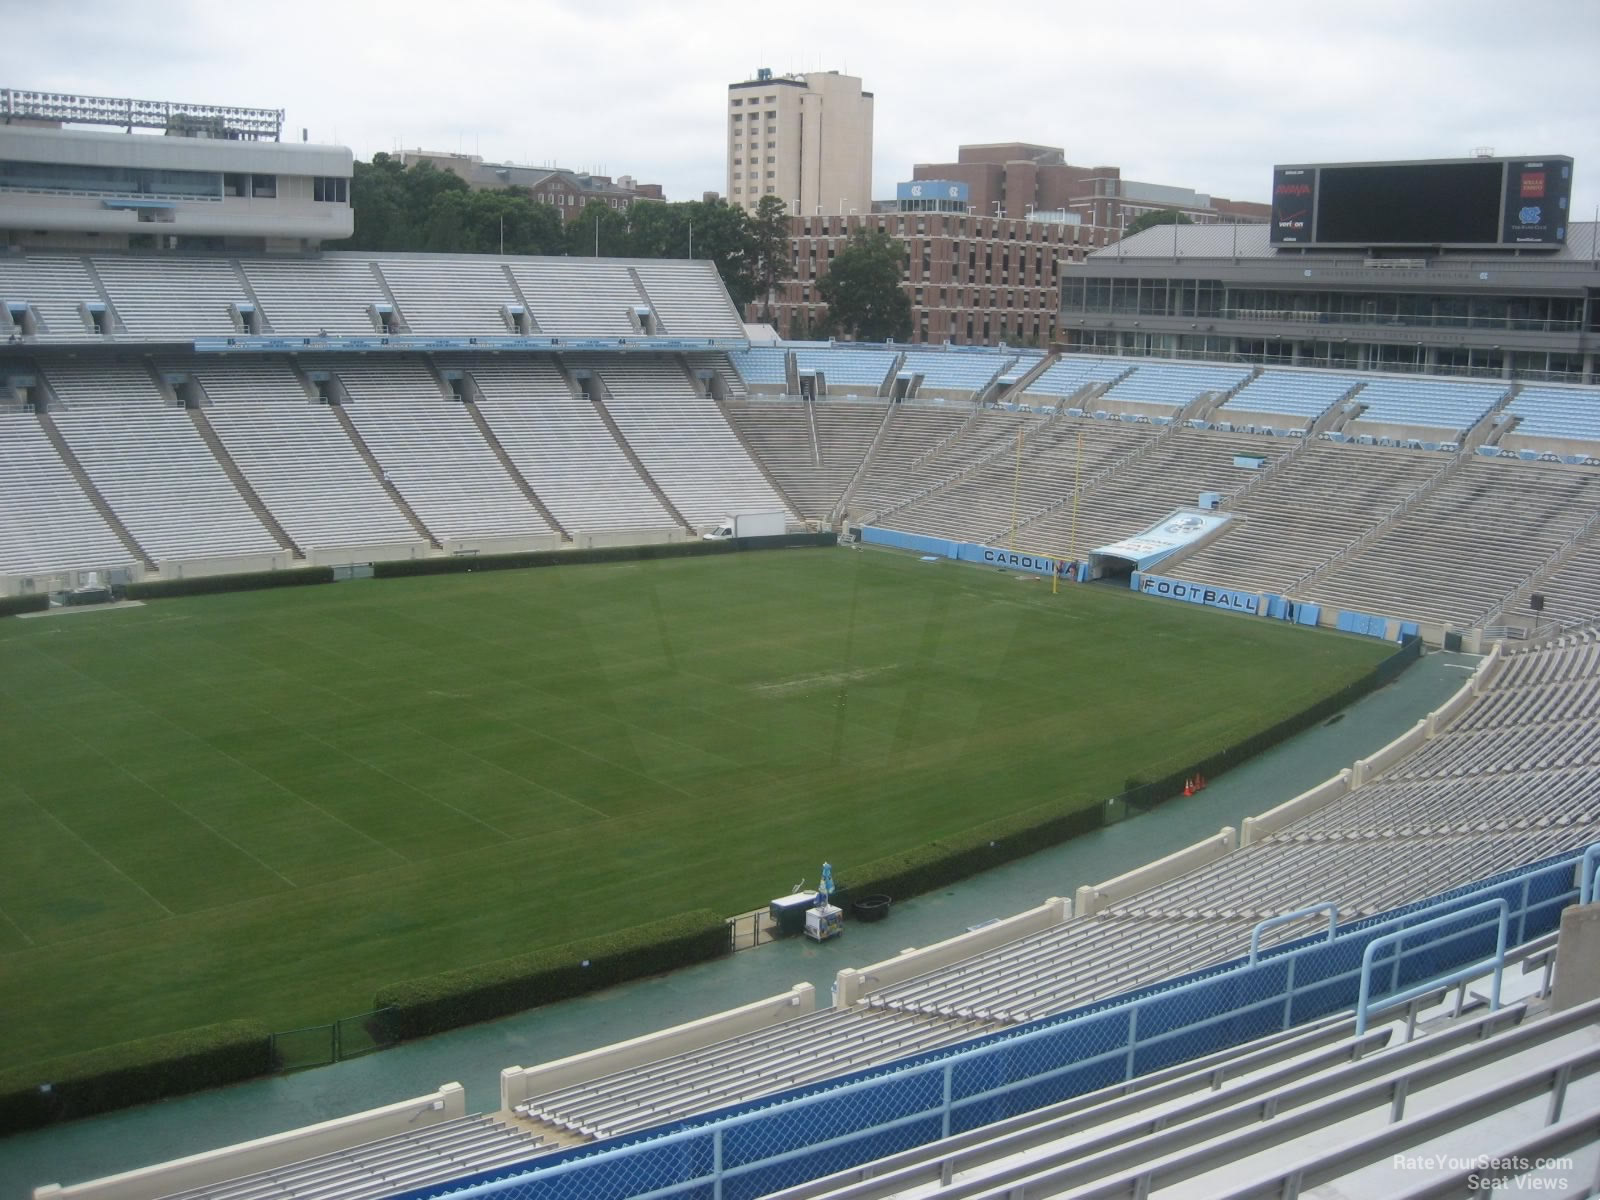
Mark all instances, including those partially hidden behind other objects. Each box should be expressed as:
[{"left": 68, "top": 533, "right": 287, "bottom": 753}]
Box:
[{"left": 726, "top": 69, "right": 873, "bottom": 218}]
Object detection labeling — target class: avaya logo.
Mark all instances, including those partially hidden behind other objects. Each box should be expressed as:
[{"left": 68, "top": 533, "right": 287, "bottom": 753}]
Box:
[{"left": 1275, "top": 183, "right": 1312, "bottom": 197}]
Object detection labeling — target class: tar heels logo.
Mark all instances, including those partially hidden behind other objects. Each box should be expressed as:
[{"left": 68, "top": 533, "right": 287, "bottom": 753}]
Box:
[
  {"left": 1519, "top": 206, "right": 1542, "bottom": 224},
  {"left": 1163, "top": 516, "right": 1205, "bottom": 535}
]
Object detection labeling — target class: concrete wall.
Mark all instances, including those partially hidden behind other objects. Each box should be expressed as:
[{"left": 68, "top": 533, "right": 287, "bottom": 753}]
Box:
[
  {"left": 158, "top": 551, "right": 291, "bottom": 579},
  {"left": 499, "top": 983, "right": 815, "bottom": 1110},
  {"left": 32, "top": 1084, "right": 465, "bottom": 1200},
  {"left": 443, "top": 533, "right": 564, "bottom": 556},
  {"left": 1075, "top": 828, "right": 1237, "bottom": 916},
  {"left": 306, "top": 541, "right": 428, "bottom": 566},
  {"left": 1551, "top": 900, "right": 1600, "bottom": 1014},
  {"left": 572, "top": 527, "right": 685, "bottom": 549},
  {"left": 1349, "top": 719, "right": 1429, "bottom": 787},
  {"left": 1241, "top": 770, "right": 1352, "bottom": 846},
  {"left": 833, "top": 898, "right": 1070, "bottom": 1007}
]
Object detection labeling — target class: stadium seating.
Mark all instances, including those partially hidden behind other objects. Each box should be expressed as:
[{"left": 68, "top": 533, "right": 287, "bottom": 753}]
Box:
[
  {"left": 1503, "top": 385, "right": 1600, "bottom": 445},
  {"left": 1301, "top": 458, "right": 1600, "bottom": 628},
  {"left": 0, "top": 414, "right": 133, "bottom": 578},
  {"left": 729, "top": 346, "right": 790, "bottom": 387},
  {"left": 1221, "top": 369, "right": 1354, "bottom": 428},
  {"left": 508, "top": 260, "right": 644, "bottom": 336},
  {"left": 0, "top": 254, "right": 102, "bottom": 339},
  {"left": 42, "top": 361, "right": 166, "bottom": 409},
  {"left": 91, "top": 256, "right": 244, "bottom": 339},
  {"left": 1019, "top": 355, "right": 1130, "bottom": 402},
  {"left": 1101, "top": 362, "right": 1251, "bottom": 413},
  {"left": 634, "top": 262, "right": 745, "bottom": 337},
  {"left": 577, "top": 355, "right": 792, "bottom": 526},
  {"left": 722, "top": 398, "right": 885, "bottom": 520},
  {"left": 327, "top": 359, "right": 554, "bottom": 543},
  {"left": 1343, "top": 377, "right": 1506, "bottom": 439},
  {"left": 50, "top": 407, "right": 281, "bottom": 563},
  {"left": 463, "top": 357, "right": 679, "bottom": 533},
  {"left": 241, "top": 257, "right": 387, "bottom": 336},
  {"left": 793, "top": 346, "right": 897, "bottom": 392},
  {"left": 375, "top": 258, "right": 522, "bottom": 336},
  {"left": 183, "top": 356, "right": 310, "bottom": 405},
  {"left": 897, "top": 349, "right": 1016, "bottom": 396}
]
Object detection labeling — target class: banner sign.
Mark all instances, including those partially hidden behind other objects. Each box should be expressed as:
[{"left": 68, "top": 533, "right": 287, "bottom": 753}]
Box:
[
  {"left": 1133, "top": 571, "right": 1262, "bottom": 615},
  {"left": 1092, "top": 509, "right": 1230, "bottom": 571},
  {"left": 194, "top": 334, "right": 748, "bottom": 355}
]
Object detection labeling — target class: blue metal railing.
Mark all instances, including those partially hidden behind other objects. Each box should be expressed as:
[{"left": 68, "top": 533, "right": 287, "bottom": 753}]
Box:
[
  {"left": 1354, "top": 898, "right": 1508, "bottom": 1035},
  {"left": 1249, "top": 902, "right": 1339, "bottom": 963},
  {"left": 407, "top": 842, "right": 1594, "bottom": 1200}
]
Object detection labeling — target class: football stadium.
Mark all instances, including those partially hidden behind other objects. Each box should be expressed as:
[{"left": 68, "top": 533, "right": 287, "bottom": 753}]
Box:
[{"left": 3, "top": 93, "right": 1600, "bottom": 1199}]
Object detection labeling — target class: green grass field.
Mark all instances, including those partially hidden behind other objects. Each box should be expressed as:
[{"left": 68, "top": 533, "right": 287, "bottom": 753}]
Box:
[{"left": 0, "top": 548, "right": 1391, "bottom": 1068}]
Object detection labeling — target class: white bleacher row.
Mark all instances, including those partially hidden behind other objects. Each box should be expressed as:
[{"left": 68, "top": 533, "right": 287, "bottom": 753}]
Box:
[
  {"left": 205, "top": 405, "right": 422, "bottom": 550},
  {"left": 729, "top": 347, "right": 788, "bottom": 385},
  {"left": 377, "top": 257, "right": 521, "bottom": 337},
  {"left": 42, "top": 361, "right": 167, "bottom": 408},
  {"left": 1019, "top": 356, "right": 1129, "bottom": 401},
  {"left": 519, "top": 634, "right": 1600, "bottom": 1140},
  {"left": 185, "top": 358, "right": 309, "bottom": 405},
  {"left": 1301, "top": 458, "right": 1600, "bottom": 629},
  {"left": 1222, "top": 369, "right": 1353, "bottom": 421},
  {"left": 1506, "top": 385, "right": 1600, "bottom": 444},
  {"left": 1345, "top": 377, "right": 1507, "bottom": 436},
  {"left": 581, "top": 356, "right": 792, "bottom": 525},
  {"left": 898, "top": 350, "right": 1015, "bottom": 394},
  {"left": 521, "top": 1007, "right": 993, "bottom": 1142},
  {"left": 464, "top": 359, "right": 678, "bottom": 533},
  {"left": 51, "top": 408, "right": 280, "bottom": 561},
  {"left": 241, "top": 257, "right": 386, "bottom": 336},
  {"left": 723, "top": 400, "right": 883, "bottom": 520},
  {"left": 0, "top": 255, "right": 100, "bottom": 339},
  {"left": 333, "top": 362, "right": 552, "bottom": 541},
  {"left": 781, "top": 996, "right": 1600, "bottom": 1200},
  {"left": 0, "top": 414, "right": 132, "bottom": 576},
  {"left": 632, "top": 262, "right": 744, "bottom": 337},
  {"left": 1101, "top": 362, "right": 1250, "bottom": 412},
  {"left": 794, "top": 346, "right": 896, "bottom": 390},
  {"left": 689, "top": 353, "right": 748, "bottom": 402},
  {"left": 508, "top": 260, "right": 643, "bottom": 336},
  {"left": 157, "top": 1115, "right": 550, "bottom": 1200},
  {"left": 92, "top": 257, "right": 243, "bottom": 339},
  {"left": 845, "top": 405, "right": 976, "bottom": 518}
]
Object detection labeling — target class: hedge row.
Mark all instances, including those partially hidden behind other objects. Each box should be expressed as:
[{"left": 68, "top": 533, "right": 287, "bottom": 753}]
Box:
[
  {"left": 0, "top": 1019, "right": 272, "bottom": 1135},
  {"left": 372, "top": 909, "right": 730, "bottom": 1041},
  {"left": 833, "top": 800, "right": 1105, "bottom": 909},
  {"left": 125, "top": 567, "right": 334, "bottom": 600},
  {"left": 833, "top": 638, "right": 1421, "bottom": 907},
  {"left": 373, "top": 532, "right": 834, "bottom": 578},
  {"left": 0, "top": 594, "right": 49, "bottom": 618}
]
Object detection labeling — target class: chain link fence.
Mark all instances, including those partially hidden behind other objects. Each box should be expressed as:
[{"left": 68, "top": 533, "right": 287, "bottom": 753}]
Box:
[{"left": 269, "top": 1007, "right": 398, "bottom": 1072}]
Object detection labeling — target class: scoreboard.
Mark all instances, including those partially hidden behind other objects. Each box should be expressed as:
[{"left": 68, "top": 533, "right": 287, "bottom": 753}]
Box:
[{"left": 1270, "top": 155, "right": 1572, "bottom": 248}]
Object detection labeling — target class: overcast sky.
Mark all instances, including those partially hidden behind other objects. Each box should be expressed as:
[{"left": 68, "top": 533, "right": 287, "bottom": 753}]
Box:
[{"left": 4, "top": 0, "right": 1597, "bottom": 219}]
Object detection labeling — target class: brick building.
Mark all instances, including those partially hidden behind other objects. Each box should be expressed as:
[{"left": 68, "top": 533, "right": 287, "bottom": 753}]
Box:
[
  {"left": 761, "top": 200, "right": 1113, "bottom": 346},
  {"left": 397, "top": 149, "right": 663, "bottom": 223},
  {"left": 912, "top": 143, "right": 1269, "bottom": 232}
]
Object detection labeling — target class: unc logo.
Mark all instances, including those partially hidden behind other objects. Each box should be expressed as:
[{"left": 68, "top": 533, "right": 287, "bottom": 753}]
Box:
[
  {"left": 1519, "top": 206, "right": 1542, "bottom": 224},
  {"left": 910, "top": 185, "right": 923, "bottom": 197},
  {"left": 1163, "top": 516, "right": 1205, "bottom": 535}
]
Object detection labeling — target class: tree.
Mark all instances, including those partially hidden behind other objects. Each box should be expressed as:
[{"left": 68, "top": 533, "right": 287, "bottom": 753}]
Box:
[
  {"left": 1124, "top": 209, "right": 1193, "bottom": 237},
  {"left": 749, "top": 195, "right": 796, "bottom": 322},
  {"left": 817, "top": 229, "right": 912, "bottom": 343},
  {"left": 564, "top": 200, "right": 631, "bottom": 258}
]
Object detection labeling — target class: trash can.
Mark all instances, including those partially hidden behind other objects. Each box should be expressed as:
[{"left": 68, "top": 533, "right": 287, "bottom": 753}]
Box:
[
  {"left": 852, "top": 895, "right": 893, "bottom": 923},
  {"left": 769, "top": 891, "right": 817, "bottom": 936}
]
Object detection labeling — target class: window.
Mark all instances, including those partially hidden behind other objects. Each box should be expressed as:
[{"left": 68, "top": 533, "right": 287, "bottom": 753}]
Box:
[
  {"left": 730, "top": 98, "right": 742, "bottom": 106},
  {"left": 733, "top": 186, "right": 742, "bottom": 194},
  {"left": 766, "top": 141, "right": 776, "bottom": 149},
  {"left": 313, "top": 176, "right": 348, "bottom": 203},
  {"left": 766, "top": 185, "right": 775, "bottom": 193},
  {"left": 766, "top": 156, "right": 775, "bottom": 164},
  {"left": 733, "top": 157, "right": 742, "bottom": 165},
  {"left": 733, "top": 172, "right": 742, "bottom": 179},
  {"left": 766, "top": 171, "right": 775, "bottom": 178},
  {"left": 732, "top": 114, "right": 743, "bottom": 122},
  {"left": 251, "top": 174, "right": 276, "bottom": 198}
]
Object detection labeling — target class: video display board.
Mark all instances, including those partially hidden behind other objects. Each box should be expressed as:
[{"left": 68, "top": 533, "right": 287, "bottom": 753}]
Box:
[{"left": 1269, "top": 156, "right": 1572, "bottom": 248}]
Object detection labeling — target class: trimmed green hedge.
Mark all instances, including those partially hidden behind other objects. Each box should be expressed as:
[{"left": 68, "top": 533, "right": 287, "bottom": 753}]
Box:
[
  {"left": 0, "top": 594, "right": 49, "bottom": 618},
  {"left": 0, "top": 1019, "right": 272, "bottom": 1135},
  {"left": 373, "top": 532, "right": 835, "bottom": 579},
  {"left": 833, "top": 637, "right": 1421, "bottom": 908},
  {"left": 125, "top": 567, "right": 334, "bottom": 600},
  {"left": 373, "top": 909, "right": 730, "bottom": 1041},
  {"left": 834, "top": 800, "right": 1104, "bottom": 909}
]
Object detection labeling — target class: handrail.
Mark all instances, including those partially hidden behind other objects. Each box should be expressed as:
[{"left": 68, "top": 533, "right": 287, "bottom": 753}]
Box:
[
  {"left": 1355, "top": 898, "right": 1507, "bottom": 1035},
  {"left": 1582, "top": 843, "right": 1600, "bottom": 905},
  {"left": 1249, "top": 903, "right": 1338, "bottom": 964}
]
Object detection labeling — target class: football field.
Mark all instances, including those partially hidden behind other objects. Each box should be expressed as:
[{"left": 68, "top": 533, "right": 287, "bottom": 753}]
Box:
[{"left": 0, "top": 548, "right": 1392, "bottom": 1068}]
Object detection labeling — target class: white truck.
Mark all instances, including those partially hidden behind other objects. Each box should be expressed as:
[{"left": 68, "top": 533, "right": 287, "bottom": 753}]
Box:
[{"left": 702, "top": 511, "right": 787, "bottom": 541}]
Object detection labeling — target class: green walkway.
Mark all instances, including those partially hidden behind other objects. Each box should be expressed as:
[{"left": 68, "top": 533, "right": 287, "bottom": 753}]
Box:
[{"left": 0, "top": 650, "right": 1478, "bottom": 1199}]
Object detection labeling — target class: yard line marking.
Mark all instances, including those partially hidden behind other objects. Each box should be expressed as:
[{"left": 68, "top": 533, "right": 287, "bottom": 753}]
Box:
[
  {"left": 0, "top": 902, "right": 35, "bottom": 948},
  {"left": 23, "top": 794, "right": 174, "bottom": 917}
]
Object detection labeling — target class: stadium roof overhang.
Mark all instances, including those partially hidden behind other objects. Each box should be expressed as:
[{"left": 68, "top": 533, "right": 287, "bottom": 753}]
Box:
[{"left": 192, "top": 334, "right": 750, "bottom": 354}]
